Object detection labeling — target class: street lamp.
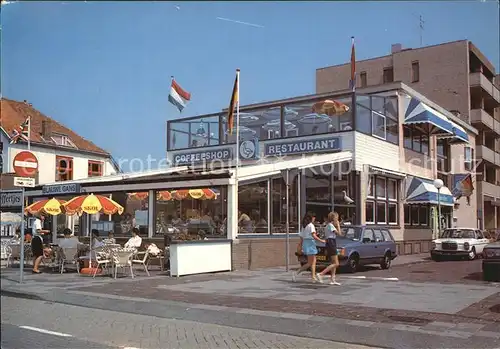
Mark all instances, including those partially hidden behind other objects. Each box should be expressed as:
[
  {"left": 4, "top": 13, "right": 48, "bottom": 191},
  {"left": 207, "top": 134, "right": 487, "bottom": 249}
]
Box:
[{"left": 433, "top": 178, "right": 444, "bottom": 240}]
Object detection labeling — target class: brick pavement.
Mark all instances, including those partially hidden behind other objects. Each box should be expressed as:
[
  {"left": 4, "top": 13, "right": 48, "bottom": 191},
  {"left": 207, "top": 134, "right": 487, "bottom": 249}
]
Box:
[{"left": 1, "top": 297, "right": 378, "bottom": 349}]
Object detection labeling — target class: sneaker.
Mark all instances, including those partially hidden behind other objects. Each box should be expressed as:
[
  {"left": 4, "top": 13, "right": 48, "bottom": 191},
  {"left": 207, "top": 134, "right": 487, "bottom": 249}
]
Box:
[
  {"left": 329, "top": 280, "right": 341, "bottom": 286},
  {"left": 292, "top": 272, "right": 297, "bottom": 282},
  {"left": 316, "top": 273, "right": 324, "bottom": 283}
]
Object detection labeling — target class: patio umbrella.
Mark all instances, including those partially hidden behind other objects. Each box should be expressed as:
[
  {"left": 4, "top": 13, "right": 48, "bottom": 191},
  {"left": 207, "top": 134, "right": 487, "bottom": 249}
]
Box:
[
  {"left": 127, "top": 192, "right": 149, "bottom": 201},
  {"left": 24, "top": 198, "right": 66, "bottom": 216},
  {"left": 157, "top": 191, "right": 172, "bottom": 201},
  {"left": 188, "top": 188, "right": 217, "bottom": 200},
  {"left": 312, "top": 99, "right": 349, "bottom": 116},
  {"left": 63, "top": 194, "right": 124, "bottom": 216}
]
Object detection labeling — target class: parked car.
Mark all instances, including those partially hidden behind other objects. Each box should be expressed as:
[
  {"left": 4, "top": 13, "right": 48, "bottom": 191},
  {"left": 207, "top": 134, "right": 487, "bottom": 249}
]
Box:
[
  {"left": 295, "top": 225, "right": 398, "bottom": 273},
  {"left": 482, "top": 241, "right": 500, "bottom": 282},
  {"left": 430, "top": 228, "right": 490, "bottom": 261}
]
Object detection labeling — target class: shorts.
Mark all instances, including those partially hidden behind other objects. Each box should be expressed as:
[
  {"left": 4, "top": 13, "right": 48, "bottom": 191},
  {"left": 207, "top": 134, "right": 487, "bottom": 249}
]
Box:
[
  {"left": 326, "top": 238, "right": 338, "bottom": 257},
  {"left": 302, "top": 239, "right": 318, "bottom": 256},
  {"left": 31, "top": 238, "right": 44, "bottom": 258}
]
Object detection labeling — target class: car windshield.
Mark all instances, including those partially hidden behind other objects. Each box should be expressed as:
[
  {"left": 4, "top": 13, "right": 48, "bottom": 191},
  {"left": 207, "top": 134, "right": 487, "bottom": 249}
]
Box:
[
  {"left": 440, "top": 229, "right": 475, "bottom": 239},
  {"left": 341, "top": 227, "right": 362, "bottom": 241}
]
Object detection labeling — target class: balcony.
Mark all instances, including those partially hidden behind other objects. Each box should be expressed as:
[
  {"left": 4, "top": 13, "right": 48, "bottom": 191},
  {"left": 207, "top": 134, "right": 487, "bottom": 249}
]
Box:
[
  {"left": 476, "top": 145, "right": 500, "bottom": 166},
  {"left": 470, "top": 109, "right": 500, "bottom": 135},
  {"left": 470, "top": 72, "right": 500, "bottom": 104},
  {"left": 478, "top": 180, "right": 500, "bottom": 199}
]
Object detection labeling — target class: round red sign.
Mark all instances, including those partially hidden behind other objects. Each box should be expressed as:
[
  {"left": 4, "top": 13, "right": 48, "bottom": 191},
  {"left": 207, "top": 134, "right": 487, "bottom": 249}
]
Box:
[{"left": 13, "top": 151, "right": 39, "bottom": 177}]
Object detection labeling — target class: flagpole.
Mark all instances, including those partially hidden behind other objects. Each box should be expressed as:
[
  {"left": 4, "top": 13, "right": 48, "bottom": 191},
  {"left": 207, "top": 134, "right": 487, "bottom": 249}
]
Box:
[{"left": 27, "top": 115, "right": 31, "bottom": 151}]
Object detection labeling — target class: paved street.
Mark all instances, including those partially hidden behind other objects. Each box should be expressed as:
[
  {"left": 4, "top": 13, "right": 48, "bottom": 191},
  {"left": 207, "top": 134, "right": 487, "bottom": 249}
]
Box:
[
  {"left": 1, "top": 257, "right": 499, "bottom": 348},
  {"left": 1, "top": 296, "right": 376, "bottom": 349}
]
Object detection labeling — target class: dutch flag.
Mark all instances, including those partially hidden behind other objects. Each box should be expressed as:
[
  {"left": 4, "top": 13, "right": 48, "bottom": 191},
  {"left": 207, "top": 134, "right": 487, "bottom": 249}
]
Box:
[{"left": 168, "top": 78, "right": 191, "bottom": 112}]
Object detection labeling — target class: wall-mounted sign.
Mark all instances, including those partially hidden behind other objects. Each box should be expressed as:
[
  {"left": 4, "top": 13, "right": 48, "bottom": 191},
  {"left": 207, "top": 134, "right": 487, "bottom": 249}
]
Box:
[
  {"left": 12, "top": 151, "right": 38, "bottom": 177},
  {"left": 42, "top": 183, "right": 81, "bottom": 195},
  {"left": 264, "top": 136, "right": 341, "bottom": 156},
  {"left": 14, "top": 177, "right": 35, "bottom": 188},
  {"left": 172, "top": 139, "right": 259, "bottom": 165},
  {"left": 0, "top": 191, "right": 23, "bottom": 208}
]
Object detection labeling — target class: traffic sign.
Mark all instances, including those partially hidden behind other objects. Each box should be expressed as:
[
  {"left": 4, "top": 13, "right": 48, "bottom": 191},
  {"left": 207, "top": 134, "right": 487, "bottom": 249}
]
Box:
[
  {"left": 14, "top": 176, "right": 35, "bottom": 187},
  {"left": 12, "top": 151, "right": 38, "bottom": 177}
]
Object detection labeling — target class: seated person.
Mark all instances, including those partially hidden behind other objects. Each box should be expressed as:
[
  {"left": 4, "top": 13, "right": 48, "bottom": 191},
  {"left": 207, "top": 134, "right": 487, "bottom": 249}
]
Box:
[
  {"left": 124, "top": 228, "right": 142, "bottom": 249},
  {"left": 238, "top": 211, "right": 253, "bottom": 232},
  {"left": 10, "top": 229, "right": 21, "bottom": 244},
  {"left": 58, "top": 228, "right": 81, "bottom": 249},
  {"left": 103, "top": 231, "right": 116, "bottom": 244},
  {"left": 145, "top": 242, "right": 161, "bottom": 256},
  {"left": 91, "top": 229, "right": 105, "bottom": 250}
]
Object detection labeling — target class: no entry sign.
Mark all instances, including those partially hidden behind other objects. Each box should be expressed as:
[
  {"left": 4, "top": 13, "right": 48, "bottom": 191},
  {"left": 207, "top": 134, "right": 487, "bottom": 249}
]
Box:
[{"left": 13, "top": 151, "right": 38, "bottom": 177}]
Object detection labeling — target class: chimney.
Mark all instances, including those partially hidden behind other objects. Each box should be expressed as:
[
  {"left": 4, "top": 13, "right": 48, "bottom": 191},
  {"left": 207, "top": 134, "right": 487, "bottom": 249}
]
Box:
[
  {"left": 41, "top": 120, "right": 52, "bottom": 139},
  {"left": 391, "top": 43, "right": 402, "bottom": 54}
]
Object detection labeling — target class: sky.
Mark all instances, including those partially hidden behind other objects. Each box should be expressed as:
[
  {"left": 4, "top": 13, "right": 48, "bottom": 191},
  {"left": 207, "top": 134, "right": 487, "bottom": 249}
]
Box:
[{"left": 1, "top": 1, "right": 499, "bottom": 171}]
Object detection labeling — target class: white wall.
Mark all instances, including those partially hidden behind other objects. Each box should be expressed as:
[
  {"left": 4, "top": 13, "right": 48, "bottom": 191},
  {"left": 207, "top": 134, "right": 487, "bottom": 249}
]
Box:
[
  {"left": 354, "top": 132, "right": 400, "bottom": 172},
  {"left": 6, "top": 143, "right": 117, "bottom": 184}
]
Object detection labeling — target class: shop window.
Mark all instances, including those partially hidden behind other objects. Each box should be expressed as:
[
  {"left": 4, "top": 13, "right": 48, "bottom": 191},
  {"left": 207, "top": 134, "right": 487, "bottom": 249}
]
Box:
[
  {"left": 55, "top": 156, "right": 73, "bottom": 181},
  {"left": 238, "top": 180, "right": 269, "bottom": 234},
  {"left": 271, "top": 176, "right": 298, "bottom": 234},
  {"left": 109, "top": 192, "right": 149, "bottom": 237},
  {"left": 154, "top": 187, "right": 226, "bottom": 237},
  {"left": 367, "top": 175, "right": 399, "bottom": 225},
  {"left": 404, "top": 204, "right": 429, "bottom": 227},
  {"left": 333, "top": 166, "right": 356, "bottom": 224},
  {"left": 88, "top": 160, "right": 103, "bottom": 177},
  {"left": 403, "top": 125, "right": 429, "bottom": 155}
]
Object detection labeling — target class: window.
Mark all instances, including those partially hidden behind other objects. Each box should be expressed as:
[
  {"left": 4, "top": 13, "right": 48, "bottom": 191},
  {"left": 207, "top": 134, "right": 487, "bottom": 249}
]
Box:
[
  {"left": 372, "top": 111, "right": 386, "bottom": 139},
  {"left": 272, "top": 176, "right": 298, "bottom": 234},
  {"left": 373, "top": 229, "right": 384, "bottom": 242},
  {"left": 404, "top": 204, "right": 429, "bottom": 227},
  {"left": 360, "top": 72, "right": 367, "bottom": 87},
  {"left": 88, "top": 160, "right": 103, "bottom": 177},
  {"left": 51, "top": 134, "right": 77, "bottom": 148},
  {"left": 464, "top": 146, "right": 474, "bottom": 171},
  {"left": 356, "top": 105, "right": 372, "bottom": 134},
  {"left": 110, "top": 192, "right": 150, "bottom": 237},
  {"left": 381, "top": 229, "right": 393, "bottom": 242},
  {"left": 239, "top": 180, "right": 269, "bottom": 234},
  {"left": 437, "top": 139, "right": 450, "bottom": 173},
  {"left": 366, "top": 176, "right": 399, "bottom": 225},
  {"left": 363, "top": 229, "right": 375, "bottom": 242},
  {"left": 55, "top": 156, "right": 73, "bottom": 181},
  {"left": 383, "top": 67, "right": 394, "bottom": 83},
  {"left": 403, "top": 125, "right": 429, "bottom": 154},
  {"left": 411, "top": 61, "right": 420, "bottom": 82},
  {"left": 366, "top": 201, "right": 375, "bottom": 223}
]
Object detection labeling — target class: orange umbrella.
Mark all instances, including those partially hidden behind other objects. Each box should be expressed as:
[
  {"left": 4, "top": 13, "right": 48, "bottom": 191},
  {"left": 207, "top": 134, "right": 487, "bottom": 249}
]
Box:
[
  {"left": 189, "top": 188, "right": 217, "bottom": 200},
  {"left": 312, "top": 99, "right": 349, "bottom": 116},
  {"left": 63, "top": 194, "right": 124, "bottom": 216},
  {"left": 157, "top": 191, "right": 172, "bottom": 201},
  {"left": 172, "top": 190, "right": 189, "bottom": 200},
  {"left": 127, "top": 192, "right": 149, "bottom": 200},
  {"left": 25, "top": 198, "right": 66, "bottom": 216}
]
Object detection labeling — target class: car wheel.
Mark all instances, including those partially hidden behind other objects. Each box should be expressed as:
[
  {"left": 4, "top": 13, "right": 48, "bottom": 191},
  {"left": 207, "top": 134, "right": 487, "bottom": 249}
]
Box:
[
  {"left": 347, "top": 254, "right": 359, "bottom": 273},
  {"left": 380, "top": 252, "right": 391, "bottom": 270},
  {"left": 468, "top": 247, "right": 476, "bottom": 261}
]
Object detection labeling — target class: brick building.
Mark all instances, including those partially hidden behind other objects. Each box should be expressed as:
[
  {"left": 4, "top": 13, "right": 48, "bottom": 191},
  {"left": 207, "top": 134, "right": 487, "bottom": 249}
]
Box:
[{"left": 316, "top": 40, "right": 500, "bottom": 231}]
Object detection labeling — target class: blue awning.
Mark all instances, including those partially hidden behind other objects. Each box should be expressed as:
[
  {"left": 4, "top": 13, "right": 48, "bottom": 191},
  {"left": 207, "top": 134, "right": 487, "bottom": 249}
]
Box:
[
  {"left": 403, "top": 97, "right": 454, "bottom": 136},
  {"left": 405, "top": 176, "right": 454, "bottom": 206},
  {"left": 437, "top": 120, "right": 469, "bottom": 143}
]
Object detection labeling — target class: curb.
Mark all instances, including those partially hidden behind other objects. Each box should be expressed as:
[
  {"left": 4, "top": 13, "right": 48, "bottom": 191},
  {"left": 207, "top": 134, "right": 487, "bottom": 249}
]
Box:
[{"left": 1, "top": 288, "right": 43, "bottom": 301}]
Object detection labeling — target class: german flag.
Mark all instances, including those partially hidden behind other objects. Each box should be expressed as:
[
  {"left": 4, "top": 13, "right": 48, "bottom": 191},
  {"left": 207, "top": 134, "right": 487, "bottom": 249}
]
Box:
[{"left": 227, "top": 69, "right": 239, "bottom": 135}]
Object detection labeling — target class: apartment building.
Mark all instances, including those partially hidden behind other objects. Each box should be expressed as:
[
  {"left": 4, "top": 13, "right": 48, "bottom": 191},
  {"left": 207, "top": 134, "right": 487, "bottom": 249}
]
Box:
[{"left": 316, "top": 40, "right": 500, "bottom": 231}]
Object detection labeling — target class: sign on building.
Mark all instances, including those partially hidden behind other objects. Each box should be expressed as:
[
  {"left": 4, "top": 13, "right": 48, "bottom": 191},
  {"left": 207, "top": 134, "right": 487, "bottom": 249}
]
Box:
[
  {"left": 0, "top": 191, "right": 23, "bottom": 208},
  {"left": 42, "top": 183, "right": 81, "bottom": 195},
  {"left": 12, "top": 151, "right": 39, "bottom": 177},
  {"left": 172, "top": 139, "right": 259, "bottom": 165},
  {"left": 264, "top": 136, "right": 341, "bottom": 156},
  {"left": 14, "top": 177, "right": 35, "bottom": 188}
]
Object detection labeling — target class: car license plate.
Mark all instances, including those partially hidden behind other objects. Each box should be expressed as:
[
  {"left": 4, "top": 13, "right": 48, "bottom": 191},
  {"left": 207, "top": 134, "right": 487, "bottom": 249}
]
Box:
[{"left": 317, "top": 255, "right": 327, "bottom": 261}]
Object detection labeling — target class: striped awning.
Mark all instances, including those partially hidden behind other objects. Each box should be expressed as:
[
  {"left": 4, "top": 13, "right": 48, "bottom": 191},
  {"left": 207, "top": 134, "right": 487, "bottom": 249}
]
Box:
[
  {"left": 405, "top": 176, "right": 454, "bottom": 206},
  {"left": 437, "top": 120, "right": 469, "bottom": 143},
  {"left": 403, "top": 97, "right": 454, "bottom": 136}
]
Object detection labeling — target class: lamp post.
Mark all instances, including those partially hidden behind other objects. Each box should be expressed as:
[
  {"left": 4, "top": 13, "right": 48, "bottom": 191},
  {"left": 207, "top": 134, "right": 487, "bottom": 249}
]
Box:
[{"left": 433, "top": 179, "right": 444, "bottom": 240}]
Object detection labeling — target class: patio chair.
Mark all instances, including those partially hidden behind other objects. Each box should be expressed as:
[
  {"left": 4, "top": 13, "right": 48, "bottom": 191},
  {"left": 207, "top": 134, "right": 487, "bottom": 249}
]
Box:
[
  {"left": 59, "top": 247, "right": 79, "bottom": 274},
  {"left": 147, "top": 249, "right": 166, "bottom": 271},
  {"left": 92, "top": 248, "right": 113, "bottom": 278},
  {"left": 6, "top": 244, "right": 19, "bottom": 268},
  {"left": 111, "top": 250, "right": 134, "bottom": 279},
  {"left": 132, "top": 250, "right": 150, "bottom": 276}
]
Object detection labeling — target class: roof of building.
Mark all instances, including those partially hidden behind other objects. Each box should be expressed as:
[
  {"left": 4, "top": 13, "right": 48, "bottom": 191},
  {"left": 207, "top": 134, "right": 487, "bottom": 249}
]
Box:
[{"left": 0, "top": 98, "right": 110, "bottom": 156}]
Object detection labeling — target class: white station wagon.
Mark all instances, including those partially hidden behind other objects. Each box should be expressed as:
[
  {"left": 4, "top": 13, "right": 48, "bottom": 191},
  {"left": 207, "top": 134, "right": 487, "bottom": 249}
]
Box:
[{"left": 430, "top": 228, "right": 491, "bottom": 261}]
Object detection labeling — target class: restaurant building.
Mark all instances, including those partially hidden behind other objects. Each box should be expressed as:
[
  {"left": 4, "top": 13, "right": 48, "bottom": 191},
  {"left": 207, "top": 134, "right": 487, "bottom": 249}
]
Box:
[{"left": 22, "top": 82, "right": 479, "bottom": 270}]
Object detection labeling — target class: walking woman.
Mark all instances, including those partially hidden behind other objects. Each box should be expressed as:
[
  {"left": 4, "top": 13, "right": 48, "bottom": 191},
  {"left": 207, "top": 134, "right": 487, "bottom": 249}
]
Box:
[
  {"left": 317, "top": 211, "right": 343, "bottom": 285},
  {"left": 292, "top": 213, "right": 325, "bottom": 283}
]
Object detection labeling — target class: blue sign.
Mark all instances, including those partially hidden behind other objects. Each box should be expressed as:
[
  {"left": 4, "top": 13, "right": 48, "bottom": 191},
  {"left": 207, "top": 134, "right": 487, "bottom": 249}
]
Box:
[
  {"left": 172, "top": 138, "right": 259, "bottom": 165},
  {"left": 264, "top": 136, "right": 341, "bottom": 156}
]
